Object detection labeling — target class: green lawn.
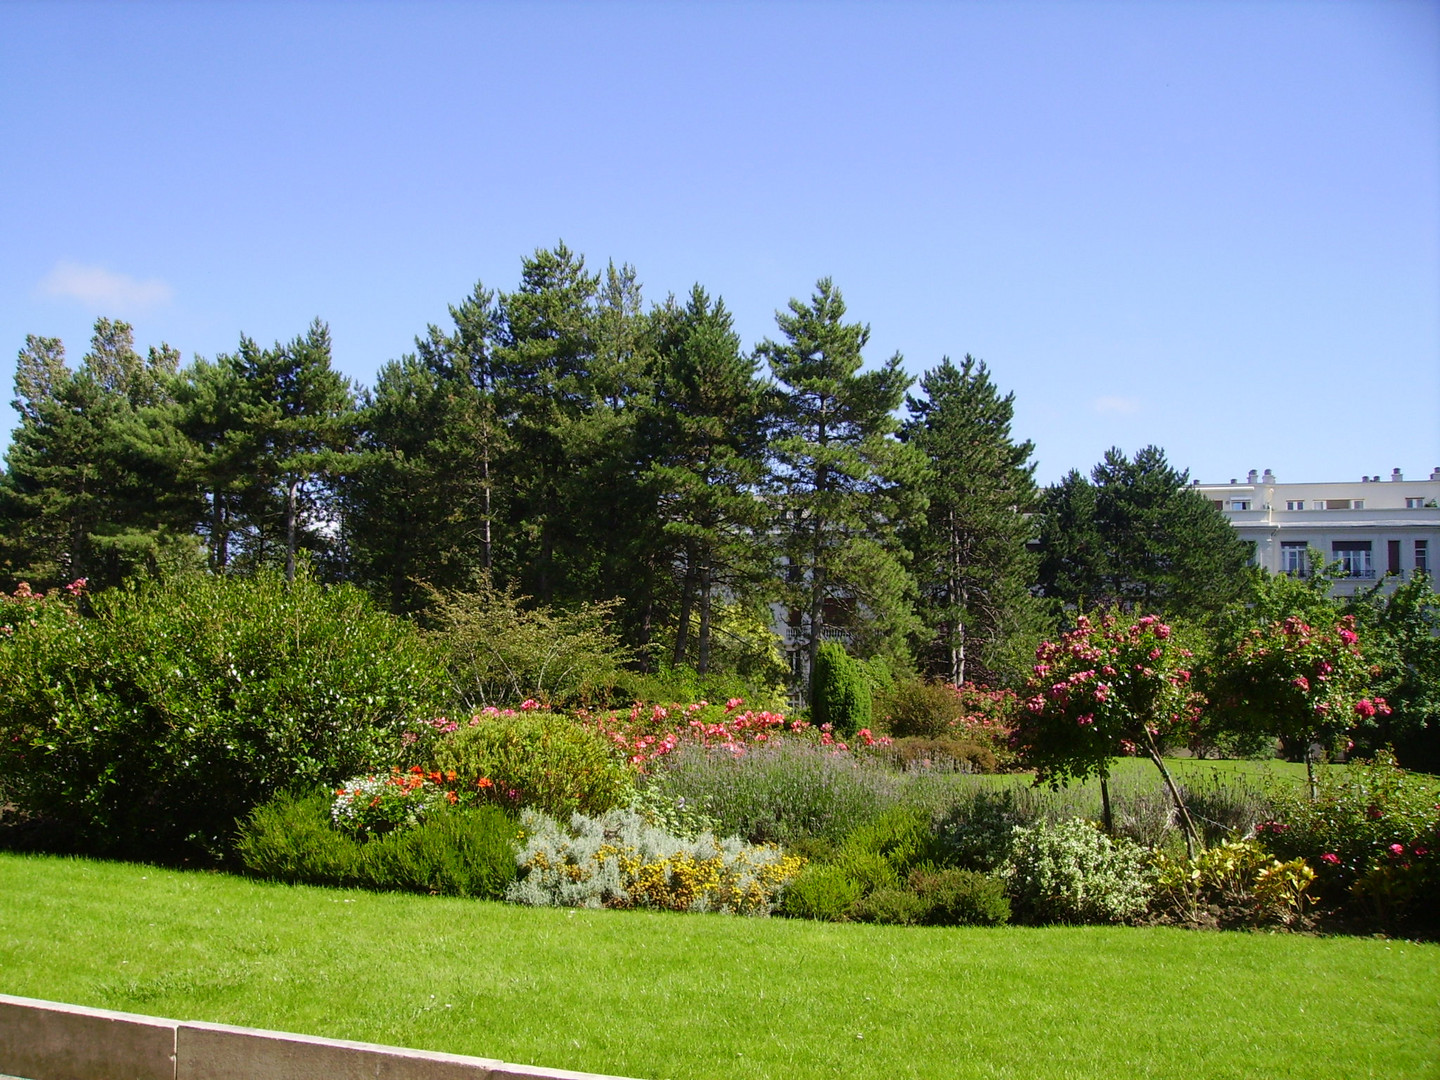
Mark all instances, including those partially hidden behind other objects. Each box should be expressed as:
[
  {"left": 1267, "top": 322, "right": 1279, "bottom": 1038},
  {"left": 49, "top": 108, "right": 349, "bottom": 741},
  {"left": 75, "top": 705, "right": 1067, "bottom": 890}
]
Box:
[{"left": 3, "top": 853, "right": 1437, "bottom": 1080}]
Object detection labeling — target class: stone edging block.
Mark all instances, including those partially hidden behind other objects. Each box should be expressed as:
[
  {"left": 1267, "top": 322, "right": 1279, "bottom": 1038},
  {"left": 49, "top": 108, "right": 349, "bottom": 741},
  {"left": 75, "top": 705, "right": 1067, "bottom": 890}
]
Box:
[{"left": 0, "top": 995, "right": 639, "bottom": 1080}]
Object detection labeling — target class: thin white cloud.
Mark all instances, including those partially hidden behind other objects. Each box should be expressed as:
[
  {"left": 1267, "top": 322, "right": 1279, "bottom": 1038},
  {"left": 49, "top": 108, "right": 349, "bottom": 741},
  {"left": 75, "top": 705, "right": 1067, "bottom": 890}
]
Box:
[
  {"left": 1092, "top": 395, "right": 1141, "bottom": 415},
  {"left": 37, "top": 261, "right": 174, "bottom": 311}
]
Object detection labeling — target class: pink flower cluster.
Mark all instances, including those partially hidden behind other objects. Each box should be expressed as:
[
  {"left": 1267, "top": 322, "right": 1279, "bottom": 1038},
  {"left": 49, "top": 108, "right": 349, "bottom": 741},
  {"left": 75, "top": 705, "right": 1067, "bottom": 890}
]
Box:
[{"left": 580, "top": 699, "right": 889, "bottom": 771}]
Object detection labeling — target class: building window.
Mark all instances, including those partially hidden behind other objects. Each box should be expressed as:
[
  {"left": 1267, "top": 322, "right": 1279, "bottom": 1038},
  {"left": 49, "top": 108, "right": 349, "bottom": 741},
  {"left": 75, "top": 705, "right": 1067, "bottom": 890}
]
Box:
[
  {"left": 1286, "top": 500, "right": 1305, "bottom": 511},
  {"left": 1324, "top": 499, "right": 1364, "bottom": 510},
  {"left": 1418, "top": 540, "right": 1430, "bottom": 575},
  {"left": 1388, "top": 539, "right": 1402, "bottom": 576},
  {"left": 1407, "top": 497, "right": 1426, "bottom": 509},
  {"left": 1210, "top": 500, "right": 1224, "bottom": 510},
  {"left": 1280, "top": 542, "right": 1309, "bottom": 577},
  {"left": 1230, "top": 500, "right": 1251, "bottom": 511},
  {"left": 1332, "top": 541, "right": 1374, "bottom": 578}
]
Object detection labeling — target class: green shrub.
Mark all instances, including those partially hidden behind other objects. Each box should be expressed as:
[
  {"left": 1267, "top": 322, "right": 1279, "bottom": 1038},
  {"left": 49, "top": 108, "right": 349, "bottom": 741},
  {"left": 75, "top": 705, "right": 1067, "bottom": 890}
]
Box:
[
  {"left": 235, "top": 791, "right": 518, "bottom": 899},
  {"left": 830, "top": 848, "right": 901, "bottom": 893},
  {"left": 1262, "top": 750, "right": 1440, "bottom": 929},
  {"left": 1151, "top": 838, "right": 1315, "bottom": 928},
  {"left": 908, "top": 867, "right": 1011, "bottom": 926},
  {"left": 849, "top": 886, "right": 929, "bottom": 925},
  {"left": 838, "top": 804, "right": 944, "bottom": 877},
  {"left": 780, "top": 863, "right": 864, "bottom": 920},
  {"left": 875, "top": 678, "right": 961, "bottom": 739},
  {"left": 431, "top": 711, "right": 634, "bottom": 819},
  {"left": 811, "top": 641, "right": 871, "bottom": 736},
  {"left": 873, "top": 736, "right": 999, "bottom": 775},
  {"left": 645, "top": 740, "right": 900, "bottom": 846},
  {"left": 1001, "top": 818, "right": 1153, "bottom": 925},
  {"left": 0, "top": 572, "right": 449, "bottom": 860},
  {"left": 424, "top": 579, "right": 633, "bottom": 709},
  {"left": 506, "top": 808, "right": 804, "bottom": 915},
  {"left": 939, "top": 789, "right": 1034, "bottom": 871}
]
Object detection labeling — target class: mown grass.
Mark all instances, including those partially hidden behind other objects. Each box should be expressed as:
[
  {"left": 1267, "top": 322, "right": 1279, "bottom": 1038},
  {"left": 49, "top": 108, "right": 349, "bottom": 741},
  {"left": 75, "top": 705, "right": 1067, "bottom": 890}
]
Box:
[{"left": 3, "top": 852, "right": 1437, "bottom": 1080}]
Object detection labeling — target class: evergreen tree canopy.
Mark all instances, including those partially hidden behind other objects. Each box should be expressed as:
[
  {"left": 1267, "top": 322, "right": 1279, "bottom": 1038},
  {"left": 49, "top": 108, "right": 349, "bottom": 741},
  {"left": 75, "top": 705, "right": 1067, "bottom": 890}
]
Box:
[
  {"left": 902, "top": 355, "right": 1042, "bottom": 684},
  {"left": 758, "top": 278, "right": 925, "bottom": 678},
  {"left": 1037, "top": 445, "right": 1251, "bottom": 621}
]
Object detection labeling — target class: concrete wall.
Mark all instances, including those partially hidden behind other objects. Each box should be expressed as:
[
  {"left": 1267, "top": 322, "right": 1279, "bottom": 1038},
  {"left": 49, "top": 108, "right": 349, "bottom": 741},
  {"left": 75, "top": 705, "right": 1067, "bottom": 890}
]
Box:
[{"left": 0, "top": 995, "right": 637, "bottom": 1080}]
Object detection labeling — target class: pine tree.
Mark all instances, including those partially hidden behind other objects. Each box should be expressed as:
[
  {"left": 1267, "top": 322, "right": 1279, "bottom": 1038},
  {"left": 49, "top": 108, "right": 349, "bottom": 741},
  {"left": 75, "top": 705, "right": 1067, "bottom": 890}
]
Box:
[
  {"left": 758, "top": 278, "right": 925, "bottom": 685},
  {"left": 0, "top": 321, "right": 195, "bottom": 588},
  {"left": 643, "top": 285, "right": 772, "bottom": 673},
  {"left": 1036, "top": 446, "right": 1252, "bottom": 620},
  {"left": 224, "top": 321, "right": 356, "bottom": 580},
  {"left": 902, "top": 355, "right": 1041, "bottom": 685},
  {"left": 342, "top": 284, "right": 508, "bottom": 612}
]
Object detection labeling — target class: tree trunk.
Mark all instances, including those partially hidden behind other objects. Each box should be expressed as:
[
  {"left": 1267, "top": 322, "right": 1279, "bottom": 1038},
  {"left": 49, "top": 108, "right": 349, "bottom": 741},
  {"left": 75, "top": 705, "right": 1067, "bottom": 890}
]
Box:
[
  {"left": 1305, "top": 747, "right": 1318, "bottom": 801},
  {"left": 284, "top": 477, "right": 299, "bottom": 584},
  {"left": 674, "top": 551, "right": 695, "bottom": 669},
  {"left": 481, "top": 442, "right": 492, "bottom": 571},
  {"left": 1100, "top": 776, "right": 1114, "bottom": 835},
  {"left": 211, "top": 490, "right": 229, "bottom": 571},
  {"left": 698, "top": 559, "right": 713, "bottom": 675},
  {"left": 1144, "top": 735, "right": 1198, "bottom": 859}
]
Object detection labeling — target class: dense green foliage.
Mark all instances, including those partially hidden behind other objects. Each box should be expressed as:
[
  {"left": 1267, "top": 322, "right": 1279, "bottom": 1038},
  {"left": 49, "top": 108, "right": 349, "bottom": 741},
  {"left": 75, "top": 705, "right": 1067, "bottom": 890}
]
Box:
[
  {"left": 430, "top": 711, "right": 634, "bottom": 819},
  {"left": 810, "top": 640, "right": 872, "bottom": 735},
  {"left": 1036, "top": 445, "right": 1252, "bottom": 621},
  {"left": 0, "top": 572, "right": 448, "bottom": 859},
  {"left": 902, "top": 356, "right": 1044, "bottom": 684},
  {"left": 236, "top": 791, "right": 518, "bottom": 899}
]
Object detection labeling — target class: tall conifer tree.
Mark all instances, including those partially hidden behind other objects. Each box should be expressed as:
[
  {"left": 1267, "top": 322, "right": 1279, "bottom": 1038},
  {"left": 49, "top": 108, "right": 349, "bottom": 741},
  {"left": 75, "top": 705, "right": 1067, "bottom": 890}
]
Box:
[
  {"left": 903, "top": 355, "right": 1041, "bottom": 684},
  {"left": 759, "top": 278, "right": 925, "bottom": 684}
]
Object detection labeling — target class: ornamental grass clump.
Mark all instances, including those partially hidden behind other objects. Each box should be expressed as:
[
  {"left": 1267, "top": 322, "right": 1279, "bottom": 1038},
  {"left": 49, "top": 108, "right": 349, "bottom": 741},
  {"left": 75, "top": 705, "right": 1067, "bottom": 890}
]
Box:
[
  {"left": 506, "top": 807, "right": 804, "bottom": 915},
  {"left": 644, "top": 740, "right": 902, "bottom": 845},
  {"left": 1001, "top": 818, "right": 1152, "bottom": 925}
]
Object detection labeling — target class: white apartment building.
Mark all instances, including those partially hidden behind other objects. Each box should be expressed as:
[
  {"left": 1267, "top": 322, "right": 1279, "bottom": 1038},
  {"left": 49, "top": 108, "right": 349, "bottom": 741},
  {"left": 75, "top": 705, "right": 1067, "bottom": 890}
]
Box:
[{"left": 1195, "top": 467, "right": 1440, "bottom": 595}]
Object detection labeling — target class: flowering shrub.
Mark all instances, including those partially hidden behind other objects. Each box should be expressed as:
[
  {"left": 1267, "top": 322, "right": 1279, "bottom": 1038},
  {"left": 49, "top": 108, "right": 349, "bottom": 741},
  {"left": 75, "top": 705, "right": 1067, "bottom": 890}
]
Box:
[
  {"left": 1001, "top": 818, "right": 1153, "bottom": 924},
  {"left": 874, "top": 680, "right": 1018, "bottom": 769},
  {"left": 1260, "top": 750, "right": 1438, "bottom": 927},
  {"left": 1015, "top": 614, "right": 1200, "bottom": 785},
  {"left": 643, "top": 740, "right": 904, "bottom": 845},
  {"left": 1151, "top": 838, "right": 1315, "bottom": 927},
  {"left": 578, "top": 697, "right": 888, "bottom": 771},
  {"left": 431, "top": 711, "right": 633, "bottom": 819},
  {"left": 506, "top": 807, "right": 804, "bottom": 915},
  {"left": 331, "top": 766, "right": 460, "bottom": 836},
  {"left": 1207, "top": 613, "right": 1377, "bottom": 782}
]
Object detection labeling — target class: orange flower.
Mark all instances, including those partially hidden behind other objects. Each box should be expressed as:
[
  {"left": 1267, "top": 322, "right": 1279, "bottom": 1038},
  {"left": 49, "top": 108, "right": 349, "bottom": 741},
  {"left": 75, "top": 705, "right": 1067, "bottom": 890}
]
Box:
[{"left": 477, "top": 777, "right": 494, "bottom": 789}]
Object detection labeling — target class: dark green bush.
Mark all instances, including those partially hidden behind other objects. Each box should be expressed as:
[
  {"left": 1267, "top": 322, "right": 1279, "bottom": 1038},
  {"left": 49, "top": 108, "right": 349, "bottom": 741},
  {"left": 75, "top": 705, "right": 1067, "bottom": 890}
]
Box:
[
  {"left": 431, "top": 711, "right": 634, "bottom": 819},
  {"left": 838, "top": 804, "right": 945, "bottom": 877},
  {"left": 235, "top": 791, "right": 518, "bottom": 899},
  {"left": 780, "top": 863, "right": 864, "bottom": 920},
  {"left": 874, "top": 678, "right": 960, "bottom": 739},
  {"left": 811, "top": 641, "right": 871, "bottom": 736},
  {"left": 849, "top": 886, "right": 930, "bottom": 925},
  {"left": 0, "top": 571, "right": 449, "bottom": 860},
  {"left": 908, "top": 867, "right": 1011, "bottom": 926}
]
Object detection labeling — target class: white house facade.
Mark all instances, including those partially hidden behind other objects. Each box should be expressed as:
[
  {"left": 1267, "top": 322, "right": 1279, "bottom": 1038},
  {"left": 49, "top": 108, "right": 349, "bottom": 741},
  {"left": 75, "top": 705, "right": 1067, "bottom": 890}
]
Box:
[{"left": 1195, "top": 467, "right": 1440, "bottom": 595}]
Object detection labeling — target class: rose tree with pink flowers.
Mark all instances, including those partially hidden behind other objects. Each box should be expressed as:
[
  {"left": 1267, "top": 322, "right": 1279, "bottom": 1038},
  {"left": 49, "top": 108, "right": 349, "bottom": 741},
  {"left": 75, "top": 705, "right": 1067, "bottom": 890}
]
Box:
[
  {"left": 1013, "top": 613, "right": 1203, "bottom": 854},
  {"left": 1208, "top": 613, "right": 1381, "bottom": 798}
]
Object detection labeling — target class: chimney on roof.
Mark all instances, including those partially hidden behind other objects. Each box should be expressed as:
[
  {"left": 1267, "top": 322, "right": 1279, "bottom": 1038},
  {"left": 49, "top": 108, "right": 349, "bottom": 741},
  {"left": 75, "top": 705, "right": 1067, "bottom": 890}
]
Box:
[
  {"left": 1230, "top": 478, "right": 1237, "bottom": 485},
  {"left": 1262, "top": 468, "right": 1275, "bottom": 484},
  {"left": 1247, "top": 469, "right": 1258, "bottom": 484},
  {"left": 1433, "top": 467, "right": 1440, "bottom": 481},
  {"left": 1392, "top": 468, "right": 1403, "bottom": 482}
]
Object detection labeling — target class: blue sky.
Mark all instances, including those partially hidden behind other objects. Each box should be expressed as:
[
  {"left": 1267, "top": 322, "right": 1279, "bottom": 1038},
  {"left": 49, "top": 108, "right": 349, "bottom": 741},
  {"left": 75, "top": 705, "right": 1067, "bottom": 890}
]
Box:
[{"left": 2, "top": 0, "right": 1436, "bottom": 485}]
